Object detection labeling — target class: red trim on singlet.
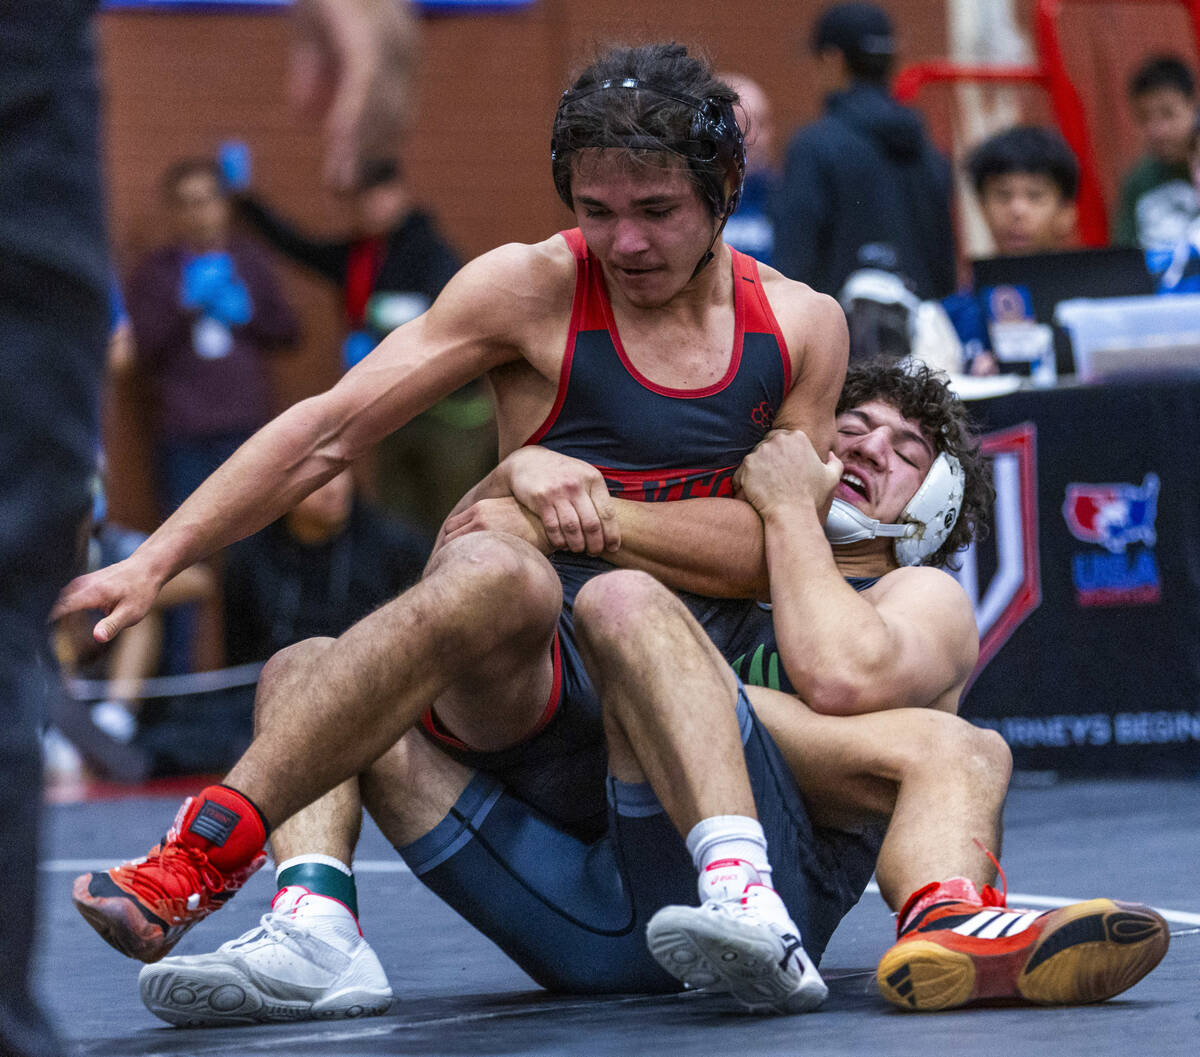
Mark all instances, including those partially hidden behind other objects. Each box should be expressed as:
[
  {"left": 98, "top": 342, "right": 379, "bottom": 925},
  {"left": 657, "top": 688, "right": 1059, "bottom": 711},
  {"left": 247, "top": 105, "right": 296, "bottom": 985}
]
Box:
[
  {"left": 598, "top": 463, "right": 738, "bottom": 500},
  {"left": 419, "top": 631, "right": 564, "bottom": 752},
  {"left": 524, "top": 230, "right": 589, "bottom": 446},
  {"left": 736, "top": 252, "right": 793, "bottom": 393}
]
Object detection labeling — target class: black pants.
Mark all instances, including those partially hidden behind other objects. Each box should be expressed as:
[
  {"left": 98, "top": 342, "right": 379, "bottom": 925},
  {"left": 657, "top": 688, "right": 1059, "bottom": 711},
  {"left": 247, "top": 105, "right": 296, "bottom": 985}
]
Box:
[{"left": 0, "top": 3, "right": 108, "bottom": 1055}]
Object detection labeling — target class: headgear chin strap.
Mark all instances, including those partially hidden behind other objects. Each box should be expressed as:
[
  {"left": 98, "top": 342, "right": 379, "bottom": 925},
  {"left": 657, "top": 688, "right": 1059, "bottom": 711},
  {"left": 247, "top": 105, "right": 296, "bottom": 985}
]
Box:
[{"left": 824, "top": 451, "right": 964, "bottom": 566}]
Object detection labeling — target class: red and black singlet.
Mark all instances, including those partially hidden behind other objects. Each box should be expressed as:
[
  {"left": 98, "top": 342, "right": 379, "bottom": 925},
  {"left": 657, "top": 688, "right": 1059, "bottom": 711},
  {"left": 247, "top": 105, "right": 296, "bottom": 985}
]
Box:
[{"left": 524, "top": 228, "right": 792, "bottom": 502}]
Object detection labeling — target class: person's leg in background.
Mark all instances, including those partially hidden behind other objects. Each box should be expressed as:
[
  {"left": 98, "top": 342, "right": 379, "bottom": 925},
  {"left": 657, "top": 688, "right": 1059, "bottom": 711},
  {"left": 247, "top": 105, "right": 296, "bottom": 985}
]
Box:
[{"left": 0, "top": 3, "right": 110, "bottom": 1053}]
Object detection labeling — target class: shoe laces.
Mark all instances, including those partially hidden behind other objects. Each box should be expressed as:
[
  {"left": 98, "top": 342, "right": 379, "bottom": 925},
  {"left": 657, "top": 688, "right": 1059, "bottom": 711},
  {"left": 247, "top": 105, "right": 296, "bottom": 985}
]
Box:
[
  {"left": 117, "top": 840, "right": 226, "bottom": 915},
  {"left": 253, "top": 909, "right": 352, "bottom": 975},
  {"left": 973, "top": 837, "right": 1008, "bottom": 907},
  {"left": 731, "top": 884, "right": 793, "bottom": 933}
]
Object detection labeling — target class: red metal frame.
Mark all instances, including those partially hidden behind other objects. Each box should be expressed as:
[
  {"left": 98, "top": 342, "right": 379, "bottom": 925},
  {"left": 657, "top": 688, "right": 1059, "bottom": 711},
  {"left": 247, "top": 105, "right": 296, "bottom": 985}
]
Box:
[{"left": 894, "top": 0, "right": 1200, "bottom": 246}]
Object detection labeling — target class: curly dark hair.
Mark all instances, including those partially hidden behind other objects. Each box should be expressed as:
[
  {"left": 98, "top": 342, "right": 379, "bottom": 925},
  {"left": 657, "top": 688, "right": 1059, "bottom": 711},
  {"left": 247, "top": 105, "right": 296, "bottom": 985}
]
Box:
[{"left": 837, "top": 360, "right": 993, "bottom": 569}]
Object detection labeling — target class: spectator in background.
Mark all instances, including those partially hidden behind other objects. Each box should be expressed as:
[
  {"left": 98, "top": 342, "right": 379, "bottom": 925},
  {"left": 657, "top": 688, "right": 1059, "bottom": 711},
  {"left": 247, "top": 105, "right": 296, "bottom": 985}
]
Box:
[
  {"left": 1158, "top": 113, "right": 1200, "bottom": 292},
  {"left": 227, "top": 151, "right": 494, "bottom": 532},
  {"left": 720, "top": 72, "right": 778, "bottom": 265},
  {"left": 773, "top": 2, "right": 956, "bottom": 301},
  {"left": 1, "top": 0, "right": 417, "bottom": 1051},
  {"left": 229, "top": 154, "right": 459, "bottom": 363},
  {"left": 1116, "top": 55, "right": 1199, "bottom": 252},
  {"left": 51, "top": 512, "right": 218, "bottom": 783},
  {"left": 222, "top": 468, "right": 431, "bottom": 667},
  {"left": 126, "top": 159, "right": 301, "bottom": 516},
  {"left": 942, "top": 126, "right": 1079, "bottom": 376}
]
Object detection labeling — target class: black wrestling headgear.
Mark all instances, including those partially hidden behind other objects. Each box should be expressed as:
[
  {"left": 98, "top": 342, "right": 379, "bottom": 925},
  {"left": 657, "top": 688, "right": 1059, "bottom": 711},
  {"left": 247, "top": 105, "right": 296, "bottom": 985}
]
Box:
[{"left": 549, "top": 78, "right": 746, "bottom": 221}]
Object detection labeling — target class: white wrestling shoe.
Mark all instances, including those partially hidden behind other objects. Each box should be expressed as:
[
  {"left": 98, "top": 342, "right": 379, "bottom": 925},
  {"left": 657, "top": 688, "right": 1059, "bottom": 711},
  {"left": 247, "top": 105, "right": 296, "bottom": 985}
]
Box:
[
  {"left": 138, "top": 887, "right": 393, "bottom": 1026},
  {"left": 646, "top": 862, "right": 827, "bottom": 1015}
]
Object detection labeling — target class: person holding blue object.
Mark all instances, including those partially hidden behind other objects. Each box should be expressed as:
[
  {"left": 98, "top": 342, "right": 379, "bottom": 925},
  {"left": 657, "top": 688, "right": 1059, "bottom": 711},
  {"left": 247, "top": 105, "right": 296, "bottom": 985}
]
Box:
[
  {"left": 0, "top": 0, "right": 418, "bottom": 1052},
  {"left": 126, "top": 159, "right": 301, "bottom": 517}
]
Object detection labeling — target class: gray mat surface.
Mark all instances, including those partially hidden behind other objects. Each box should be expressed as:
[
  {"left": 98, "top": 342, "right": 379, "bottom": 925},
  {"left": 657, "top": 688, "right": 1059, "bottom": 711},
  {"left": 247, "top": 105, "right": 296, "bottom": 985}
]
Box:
[{"left": 34, "top": 776, "right": 1199, "bottom": 1056}]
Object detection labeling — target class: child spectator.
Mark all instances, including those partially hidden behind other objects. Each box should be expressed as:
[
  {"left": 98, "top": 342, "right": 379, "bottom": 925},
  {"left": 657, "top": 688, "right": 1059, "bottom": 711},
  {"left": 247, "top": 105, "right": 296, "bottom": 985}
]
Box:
[
  {"left": 942, "top": 125, "right": 1078, "bottom": 375},
  {"left": 1115, "top": 55, "right": 1199, "bottom": 251},
  {"left": 126, "top": 158, "right": 301, "bottom": 677}
]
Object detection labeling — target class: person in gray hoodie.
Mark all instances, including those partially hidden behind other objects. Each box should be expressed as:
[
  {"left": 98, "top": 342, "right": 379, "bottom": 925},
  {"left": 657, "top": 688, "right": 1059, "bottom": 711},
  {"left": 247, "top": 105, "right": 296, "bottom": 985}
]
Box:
[{"left": 773, "top": 3, "right": 956, "bottom": 301}]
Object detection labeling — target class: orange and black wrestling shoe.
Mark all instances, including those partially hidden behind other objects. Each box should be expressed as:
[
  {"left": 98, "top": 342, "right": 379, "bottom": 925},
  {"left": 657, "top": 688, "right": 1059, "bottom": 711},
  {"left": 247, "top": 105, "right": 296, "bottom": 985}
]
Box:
[
  {"left": 876, "top": 882, "right": 1169, "bottom": 1012},
  {"left": 73, "top": 794, "right": 267, "bottom": 963}
]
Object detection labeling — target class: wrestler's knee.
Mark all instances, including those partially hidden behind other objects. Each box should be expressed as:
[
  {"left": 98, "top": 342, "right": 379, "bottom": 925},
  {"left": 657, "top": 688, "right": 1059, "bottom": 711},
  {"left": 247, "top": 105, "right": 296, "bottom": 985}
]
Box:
[
  {"left": 253, "top": 637, "right": 335, "bottom": 730},
  {"left": 899, "top": 710, "right": 1012, "bottom": 792},
  {"left": 424, "top": 530, "right": 561, "bottom": 643},
  {"left": 967, "top": 724, "right": 1013, "bottom": 795},
  {"left": 574, "top": 569, "right": 674, "bottom": 651}
]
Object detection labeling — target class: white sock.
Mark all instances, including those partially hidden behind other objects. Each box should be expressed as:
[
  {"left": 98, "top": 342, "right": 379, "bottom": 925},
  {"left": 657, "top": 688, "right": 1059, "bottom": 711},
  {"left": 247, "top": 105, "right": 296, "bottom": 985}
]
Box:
[{"left": 685, "top": 815, "right": 773, "bottom": 898}]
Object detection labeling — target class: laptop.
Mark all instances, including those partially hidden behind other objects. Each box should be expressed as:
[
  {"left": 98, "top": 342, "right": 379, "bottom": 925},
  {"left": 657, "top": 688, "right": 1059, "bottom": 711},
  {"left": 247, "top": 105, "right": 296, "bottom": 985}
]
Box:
[{"left": 971, "top": 247, "right": 1157, "bottom": 377}]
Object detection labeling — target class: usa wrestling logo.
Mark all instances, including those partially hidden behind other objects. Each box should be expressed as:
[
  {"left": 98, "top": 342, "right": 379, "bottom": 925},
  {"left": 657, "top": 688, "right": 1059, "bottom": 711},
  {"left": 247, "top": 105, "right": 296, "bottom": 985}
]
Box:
[
  {"left": 950, "top": 423, "right": 1041, "bottom": 683},
  {"left": 1062, "top": 474, "right": 1161, "bottom": 607}
]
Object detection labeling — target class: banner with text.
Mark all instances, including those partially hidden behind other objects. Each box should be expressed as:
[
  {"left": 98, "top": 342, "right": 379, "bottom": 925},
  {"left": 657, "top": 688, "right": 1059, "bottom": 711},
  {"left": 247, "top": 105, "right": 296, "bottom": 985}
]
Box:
[{"left": 955, "top": 375, "right": 1200, "bottom": 774}]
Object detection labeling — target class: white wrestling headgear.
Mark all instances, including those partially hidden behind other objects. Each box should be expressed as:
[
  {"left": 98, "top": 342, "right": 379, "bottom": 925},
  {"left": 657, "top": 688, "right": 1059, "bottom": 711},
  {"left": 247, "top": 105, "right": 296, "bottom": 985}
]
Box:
[{"left": 824, "top": 451, "right": 964, "bottom": 566}]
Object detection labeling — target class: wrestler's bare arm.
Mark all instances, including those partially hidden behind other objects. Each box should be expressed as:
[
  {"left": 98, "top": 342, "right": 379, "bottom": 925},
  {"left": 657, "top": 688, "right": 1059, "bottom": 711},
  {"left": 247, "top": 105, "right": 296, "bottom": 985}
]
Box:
[
  {"left": 762, "top": 274, "right": 848, "bottom": 457},
  {"left": 438, "top": 460, "right": 767, "bottom": 597},
  {"left": 761, "top": 496, "right": 976, "bottom": 714},
  {"left": 53, "top": 241, "right": 567, "bottom": 640}
]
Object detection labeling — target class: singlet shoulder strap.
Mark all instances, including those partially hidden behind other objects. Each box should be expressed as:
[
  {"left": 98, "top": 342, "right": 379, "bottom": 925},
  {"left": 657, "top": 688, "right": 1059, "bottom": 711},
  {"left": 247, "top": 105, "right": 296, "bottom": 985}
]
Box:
[
  {"left": 560, "top": 227, "right": 588, "bottom": 261},
  {"left": 728, "top": 247, "right": 792, "bottom": 391},
  {"left": 558, "top": 227, "right": 612, "bottom": 331}
]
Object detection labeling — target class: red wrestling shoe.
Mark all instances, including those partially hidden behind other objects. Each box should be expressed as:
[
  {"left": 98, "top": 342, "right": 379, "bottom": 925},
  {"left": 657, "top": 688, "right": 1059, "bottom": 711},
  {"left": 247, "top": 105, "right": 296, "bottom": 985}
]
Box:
[
  {"left": 72, "top": 788, "right": 268, "bottom": 963},
  {"left": 876, "top": 881, "right": 1169, "bottom": 1012}
]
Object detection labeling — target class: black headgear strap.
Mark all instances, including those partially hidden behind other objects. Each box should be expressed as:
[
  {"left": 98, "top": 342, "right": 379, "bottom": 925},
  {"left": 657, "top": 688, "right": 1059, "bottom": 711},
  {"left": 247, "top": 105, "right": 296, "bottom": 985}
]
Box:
[{"left": 550, "top": 77, "right": 745, "bottom": 279}]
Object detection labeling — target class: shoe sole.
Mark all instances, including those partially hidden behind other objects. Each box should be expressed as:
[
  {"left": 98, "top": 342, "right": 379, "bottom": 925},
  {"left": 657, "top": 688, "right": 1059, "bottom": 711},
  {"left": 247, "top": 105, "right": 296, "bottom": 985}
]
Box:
[
  {"left": 139, "top": 962, "right": 393, "bottom": 1027},
  {"left": 877, "top": 899, "right": 1169, "bottom": 1012},
  {"left": 72, "top": 873, "right": 180, "bottom": 964},
  {"left": 647, "top": 906, "right": 827, "bottom": 1014}
]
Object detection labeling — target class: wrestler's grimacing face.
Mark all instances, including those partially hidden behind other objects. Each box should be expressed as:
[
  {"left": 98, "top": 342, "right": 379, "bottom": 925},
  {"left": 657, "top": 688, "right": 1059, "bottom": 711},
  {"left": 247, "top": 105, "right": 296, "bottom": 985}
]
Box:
[{"left": 571, "top": 152, "right": 717, "bottom": 308}]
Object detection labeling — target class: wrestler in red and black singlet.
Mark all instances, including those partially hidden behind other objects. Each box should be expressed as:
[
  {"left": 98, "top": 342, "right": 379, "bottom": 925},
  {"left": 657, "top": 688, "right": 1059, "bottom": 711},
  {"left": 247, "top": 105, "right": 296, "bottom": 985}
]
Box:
[
  {"left": 406, "top": 237, "right": 883, "bottom": 976},
  {"left": 424, "top": 230, "right": 795, "bottom": 836},
  {"left": 530, "top": 228, "right": 790, "bottom": 508}
]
